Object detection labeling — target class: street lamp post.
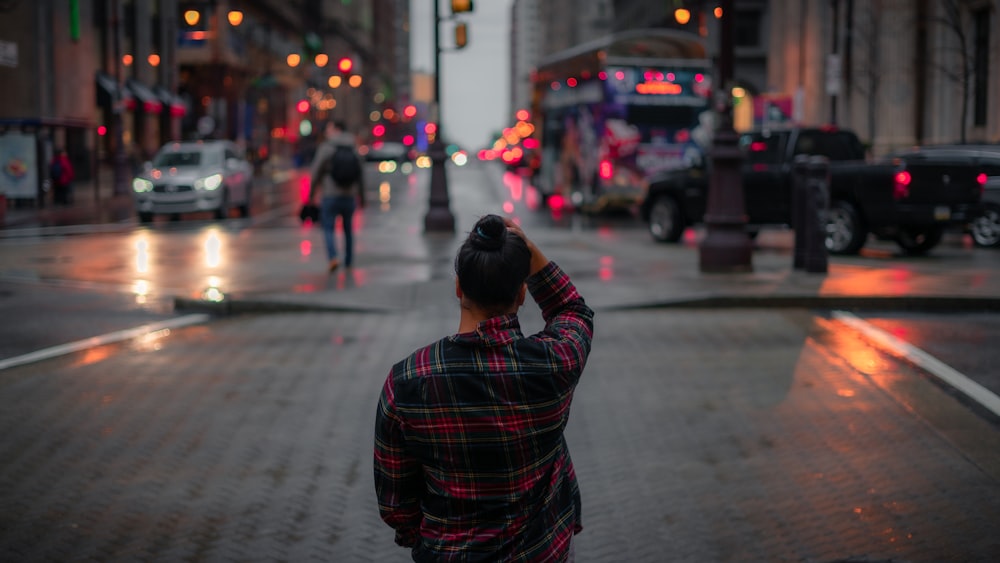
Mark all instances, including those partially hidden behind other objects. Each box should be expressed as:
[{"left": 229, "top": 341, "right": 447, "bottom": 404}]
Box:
[
  {"left": 698, "top": 0, "right": 753, "bottom": 273},
  {"left": 424, "top": 0, "right": 456, "bottom": 233}
]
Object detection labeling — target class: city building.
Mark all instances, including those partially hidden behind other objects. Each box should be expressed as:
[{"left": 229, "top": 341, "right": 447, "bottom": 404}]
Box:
[
  {"left": 509, "top": 0, "right": 540, "bottom": 120},
  {"left": 512, "top": 0, "right": 997, "bottom": 154},
  {"left": 768, "top": 0, "right": 999, "bottom": 154},
  {"left": 0, "top": 0, "right": 410, "bottom": 205},
  {"left": 536, "top": 0, "right": 614, "bottom": 57}
]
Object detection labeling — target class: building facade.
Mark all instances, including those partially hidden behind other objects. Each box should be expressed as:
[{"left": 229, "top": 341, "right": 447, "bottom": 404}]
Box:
[
  {"left": 509, "top": 0, "right": 540, "bottom": 120},
  {"left": 768, "top": 0, "right": 998, "bottom": 153},
  {"left": 0, "top": 0, "right": 410, "bottom": 204},
  {"left": 537, "top": 0, "right": 614, "bottom": 57}
]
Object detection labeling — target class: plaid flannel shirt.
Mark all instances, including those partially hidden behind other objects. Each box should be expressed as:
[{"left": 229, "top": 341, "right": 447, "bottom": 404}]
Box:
[{"left": 374, "top": 261, "right": 594, "bottom": 562}]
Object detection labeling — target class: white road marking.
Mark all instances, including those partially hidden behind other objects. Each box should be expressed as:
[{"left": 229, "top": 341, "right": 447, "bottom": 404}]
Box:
[
  {"left": 0, "top": 314, "right": 211, "bottom": 372},
  {"left": 833, "top": 310, "right": 1000, "bottom": 417}
]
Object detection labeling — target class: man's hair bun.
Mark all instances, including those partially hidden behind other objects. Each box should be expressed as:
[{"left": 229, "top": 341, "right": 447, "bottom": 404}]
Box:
[{"left": 470, "top": 214, "right": 506, "bottom": 251}]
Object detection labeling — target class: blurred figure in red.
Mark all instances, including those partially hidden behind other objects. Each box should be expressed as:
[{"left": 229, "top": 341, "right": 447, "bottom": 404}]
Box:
[{"left": 49, "top": 149, "right": 75, "bottom": 205}]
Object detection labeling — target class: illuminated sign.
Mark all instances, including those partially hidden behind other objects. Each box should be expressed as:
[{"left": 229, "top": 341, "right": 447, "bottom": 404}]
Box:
[{"left": 635, "top": 80, "right": 683, "bottom": 95}]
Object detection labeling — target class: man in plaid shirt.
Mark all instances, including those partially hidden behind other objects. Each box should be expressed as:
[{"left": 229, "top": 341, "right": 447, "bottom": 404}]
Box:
[{"left": 375, "top": 215, "right": 594, "bottom": 562}]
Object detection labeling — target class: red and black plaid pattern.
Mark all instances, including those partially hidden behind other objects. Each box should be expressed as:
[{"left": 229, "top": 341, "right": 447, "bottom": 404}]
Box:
[{"left": 375, "top": 262, "right": 594, "bottom": 562}]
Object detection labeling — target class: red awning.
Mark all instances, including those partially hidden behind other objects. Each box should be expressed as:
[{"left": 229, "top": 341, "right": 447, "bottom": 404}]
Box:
[
  {"left": 154, "top": 85, "right": 187, "bottom": 117},
  {"left": 126, "top": 79, "right": 162, "bottom": 114}
]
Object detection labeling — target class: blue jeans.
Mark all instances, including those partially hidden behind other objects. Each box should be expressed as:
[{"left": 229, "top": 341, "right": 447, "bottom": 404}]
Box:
[{"left": 320, "top": 195, "right": 356, "bottom": 265}]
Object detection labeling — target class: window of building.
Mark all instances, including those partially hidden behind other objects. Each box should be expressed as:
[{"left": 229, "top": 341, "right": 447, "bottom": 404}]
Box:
[{"left": 973, "top": 8, "right": 990, "bottom": 126}]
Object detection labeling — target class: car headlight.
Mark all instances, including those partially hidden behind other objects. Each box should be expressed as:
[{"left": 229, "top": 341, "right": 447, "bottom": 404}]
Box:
[
  {"left": 132, "top": 178, "right": 153, "bottom": 193},
  {"left": 194, "top": 173, "right": 224, "bottom": 191}
]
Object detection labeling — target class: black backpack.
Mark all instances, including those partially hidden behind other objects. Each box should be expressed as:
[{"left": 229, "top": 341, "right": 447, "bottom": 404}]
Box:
[{"left": 328, "top": 145, "right": 361, "bottom": 187}]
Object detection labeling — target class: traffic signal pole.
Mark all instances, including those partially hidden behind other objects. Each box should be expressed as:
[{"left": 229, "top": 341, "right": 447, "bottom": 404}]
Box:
[{"left": 424, "top": 0, "right": 457, "bottom": 233}]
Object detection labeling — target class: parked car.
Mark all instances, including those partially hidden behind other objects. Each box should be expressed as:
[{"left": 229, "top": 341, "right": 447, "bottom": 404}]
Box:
[
  {"left": 363, "top": 141, "right": 410, "bottom": 163},
  {"left": 640, "top": 126, "right": 986, "bottom": 255},
  {"left": 132, "top": 140, "right": 253, "bottom": 223},
  {"left": 902, "top": 144, "right": 1000, "bottom": 248}
]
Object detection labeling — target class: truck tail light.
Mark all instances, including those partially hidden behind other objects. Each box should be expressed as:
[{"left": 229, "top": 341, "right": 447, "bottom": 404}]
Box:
[
  {"left": 977, "top": 173, "right": 988, "bottom": 196},
  {"left": 599, "top": 159, "right": 613, "bottom": 181},
  {"left": 893, "top": 170, "right": 912, "bottom": 200}
]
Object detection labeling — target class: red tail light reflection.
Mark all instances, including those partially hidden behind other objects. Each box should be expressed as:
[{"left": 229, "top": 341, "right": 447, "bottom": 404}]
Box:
[{"left": 977, "top": 173, "right": 988, "bottom": 195}]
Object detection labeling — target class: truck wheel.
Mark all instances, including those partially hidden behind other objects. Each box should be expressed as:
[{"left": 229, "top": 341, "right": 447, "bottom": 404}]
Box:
[
  {"left": 895, "top": 226, "right": 944, "bottom": 255},
  {"left": 970, "top": 203, "right": 1000, "bottom": 248},
  {"left": 648, "top": 196, "right": 684, "bottom": 242},
  {"left": 138, "top": 211, "right": 153, "bottom": 224},
  {"left": 825, "top": 201, "right": 866, "bottom": 255}
]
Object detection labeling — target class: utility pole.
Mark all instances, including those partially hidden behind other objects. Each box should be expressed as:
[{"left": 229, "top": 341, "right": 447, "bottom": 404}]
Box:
[{"left": 424, "top": 0, "right": 456, "bottom": 232}]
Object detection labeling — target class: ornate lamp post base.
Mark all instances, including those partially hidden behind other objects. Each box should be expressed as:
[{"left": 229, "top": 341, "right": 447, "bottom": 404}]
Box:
[
  {"left": 699, "top": 127, "right": 753, "bottom": 273},
  {"left": 424, "top": 138, "right": 455, "bottom": 232},
  {"left": 698, "top": 0, "right": 751, "bottom": 273}
]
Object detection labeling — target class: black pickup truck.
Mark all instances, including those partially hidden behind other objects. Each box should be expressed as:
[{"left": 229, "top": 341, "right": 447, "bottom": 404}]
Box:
[{"left": 639, "top": 127, "right": 986, "bottom": 255}]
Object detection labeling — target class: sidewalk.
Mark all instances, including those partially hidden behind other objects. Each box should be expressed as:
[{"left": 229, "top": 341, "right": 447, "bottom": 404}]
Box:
[{"left": 169, "top": 162, "right": 1000, "bottom": 316}]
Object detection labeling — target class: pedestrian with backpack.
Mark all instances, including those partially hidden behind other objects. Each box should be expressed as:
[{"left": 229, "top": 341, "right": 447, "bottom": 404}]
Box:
[{"left": 309, "top": 120, "right": 366, "bottom": 272}]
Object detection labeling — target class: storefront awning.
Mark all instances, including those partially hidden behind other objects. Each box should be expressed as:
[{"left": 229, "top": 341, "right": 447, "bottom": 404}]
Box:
[
  {"left": 126, "top": 79, "right": 163, "bottom": 114},
  {"left": 95, "top": 72, "right": 134, "bottom": 110},
  {"left": 153, "top": 85, "right": 188, "bottom": 118}
]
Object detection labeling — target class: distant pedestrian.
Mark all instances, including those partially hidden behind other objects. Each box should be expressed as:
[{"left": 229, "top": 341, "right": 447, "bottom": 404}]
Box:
[
  {"left": 49, "top": 149, "right": 74, "bottom": 205},
  {"left": 374, "top": 214, "right": 595, "bottom": 562},
  {"left": 308, "top": 120, "right": 365, "bottom": 272}
]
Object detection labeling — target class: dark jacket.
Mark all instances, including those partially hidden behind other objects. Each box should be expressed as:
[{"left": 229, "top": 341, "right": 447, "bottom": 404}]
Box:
[{"left": 310, "top": 132, "right": 365, "bottom": 204}]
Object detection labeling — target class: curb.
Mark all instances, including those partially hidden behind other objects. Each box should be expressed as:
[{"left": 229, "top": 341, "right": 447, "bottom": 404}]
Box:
[
  {"left": 603, "top": 295, "right": 1000, "bottom": 312},
  {"left": 174, "top": 294, "right": 1000, "bottom": 316},
  {"left": 173, "top": 296, "right": 396, "bottom": 315}
]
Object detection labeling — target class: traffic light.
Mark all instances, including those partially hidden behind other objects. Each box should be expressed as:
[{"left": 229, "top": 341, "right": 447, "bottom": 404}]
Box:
[
  {"left": 455, "top": 22, "right": 468, "bottom": 49},
  {"left": 451, "top": 0, "right": 473, "bottom": 14},
  {"left": 296, "top": 99, "right": 310, "bottom": 114}
]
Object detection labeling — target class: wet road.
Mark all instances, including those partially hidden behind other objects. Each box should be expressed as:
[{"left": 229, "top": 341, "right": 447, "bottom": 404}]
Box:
[{"left": 2, "top": 161, "right": 999, "bottom": 409}]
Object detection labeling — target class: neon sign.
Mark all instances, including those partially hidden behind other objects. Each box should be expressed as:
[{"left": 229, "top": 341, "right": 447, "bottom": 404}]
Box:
[{"left": 635, "top": 81, "right": 683, "bottom": 95}]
